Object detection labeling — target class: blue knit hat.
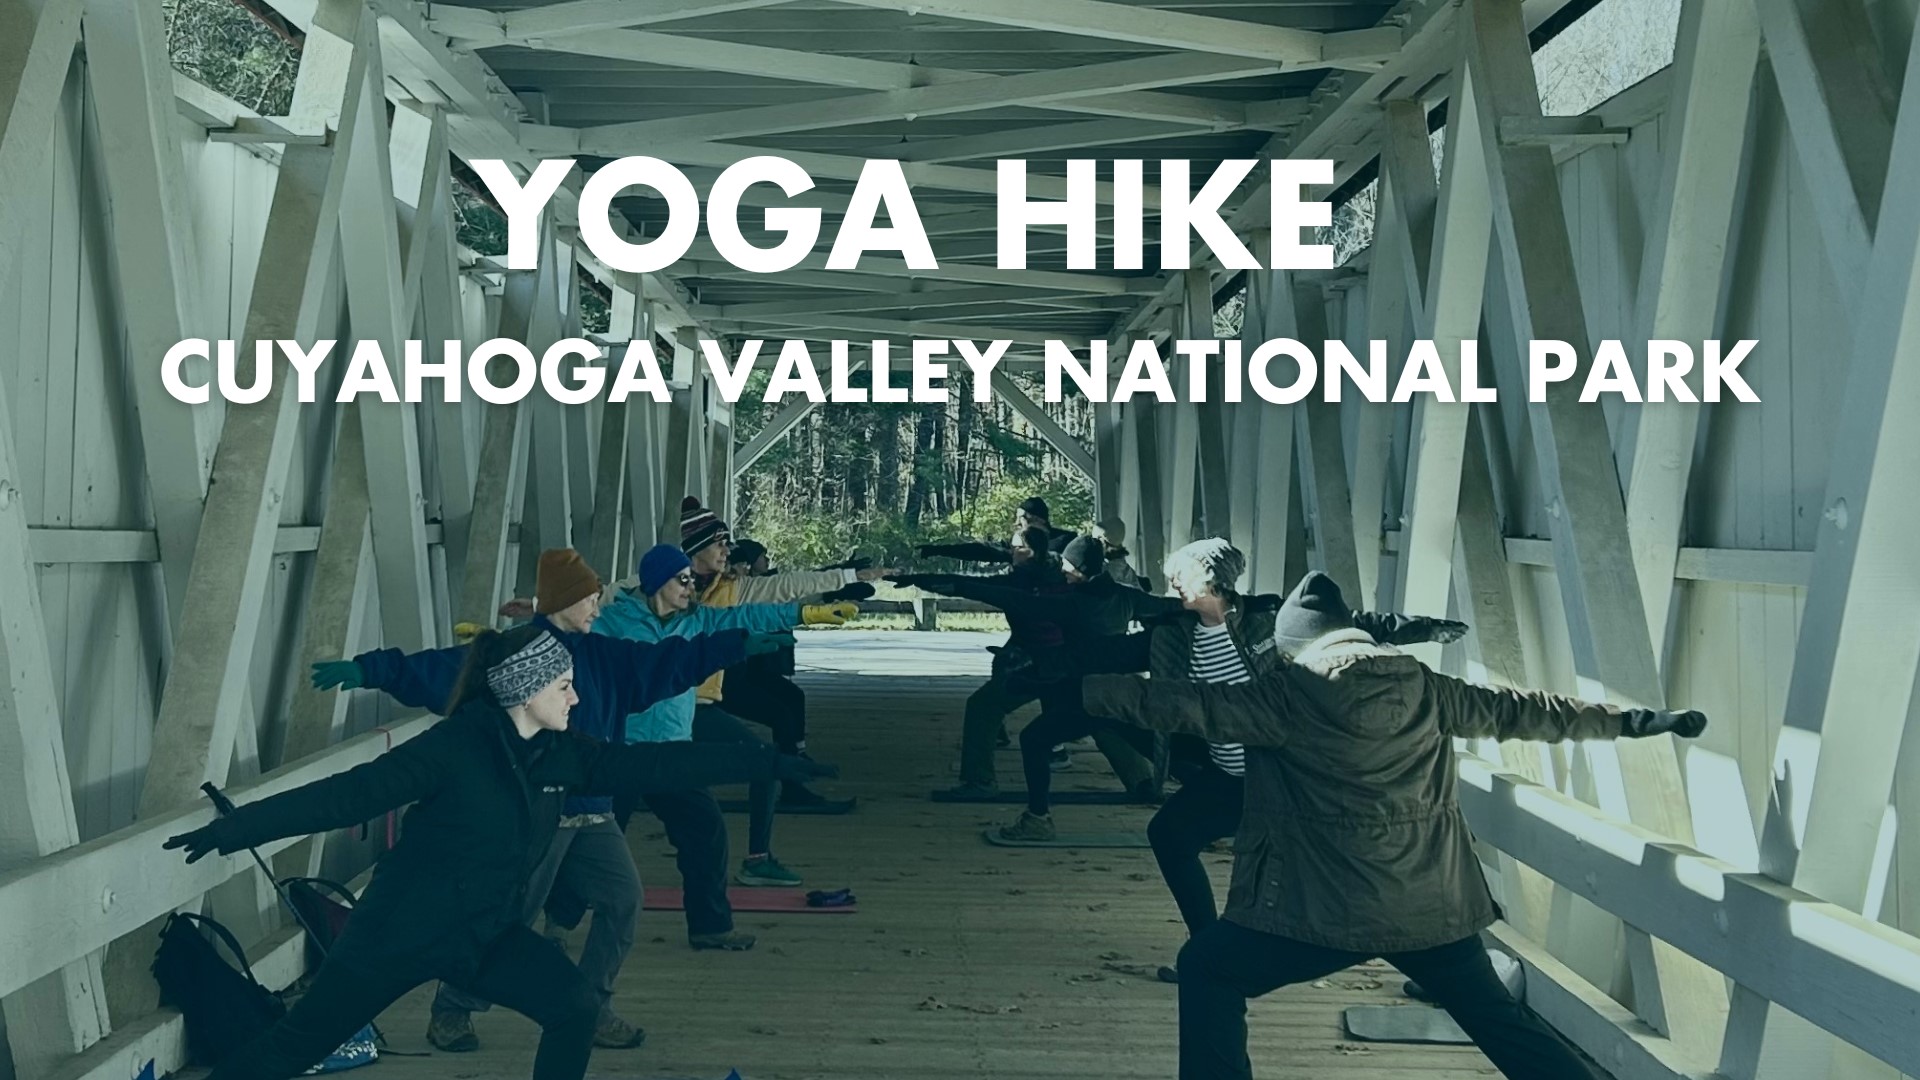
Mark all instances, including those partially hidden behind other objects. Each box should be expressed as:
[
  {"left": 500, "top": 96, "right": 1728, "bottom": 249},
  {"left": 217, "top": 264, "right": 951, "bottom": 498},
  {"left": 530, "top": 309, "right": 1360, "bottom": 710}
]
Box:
[{"left": 639, "top": 544, "right": 693, "bottom": 595}]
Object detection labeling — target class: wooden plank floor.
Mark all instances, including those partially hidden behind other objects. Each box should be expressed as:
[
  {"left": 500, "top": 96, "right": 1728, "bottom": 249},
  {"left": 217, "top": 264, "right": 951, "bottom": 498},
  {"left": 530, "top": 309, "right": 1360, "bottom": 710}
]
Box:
[{"left": 369, "top": 631, "right": 1505, "bottom": 1079}]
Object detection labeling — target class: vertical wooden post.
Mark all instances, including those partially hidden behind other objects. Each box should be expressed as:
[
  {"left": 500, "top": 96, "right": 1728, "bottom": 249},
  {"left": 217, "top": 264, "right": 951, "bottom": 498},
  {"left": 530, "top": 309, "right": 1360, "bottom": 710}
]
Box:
[
  {"left": 337, "top": 32, "right": 435, "bottom": 653},
  {"left": 84, "top": 0, "right": 209, "bottom": 629},
  {"left": 1289, "top": 282, "right": 1362, "bottom": 593},
  {"left": 0, "top": 228, "right": 108, "bottom": 1078},
  {"left": 0, "top": 0, "right": 83, "bottom": 305},
  {"left": 1386, "top": 77, "right": 1493, "bottom": 663},
  {"left": 1719, "top": 7, "right": 1920, "bottom": 1075},
  {"left": 1465, "top": 0, "right": 1726, "bottom": 1055}
]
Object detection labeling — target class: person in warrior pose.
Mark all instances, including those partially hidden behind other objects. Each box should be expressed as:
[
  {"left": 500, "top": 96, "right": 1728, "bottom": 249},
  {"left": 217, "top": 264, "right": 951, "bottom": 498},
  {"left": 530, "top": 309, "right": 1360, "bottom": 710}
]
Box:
[
  {"left": 175, "top": 625, "right": 832, "bottom": 1080},
  {"left": 1081, "top": 571, "right": 1706, "bottom": 1080}
]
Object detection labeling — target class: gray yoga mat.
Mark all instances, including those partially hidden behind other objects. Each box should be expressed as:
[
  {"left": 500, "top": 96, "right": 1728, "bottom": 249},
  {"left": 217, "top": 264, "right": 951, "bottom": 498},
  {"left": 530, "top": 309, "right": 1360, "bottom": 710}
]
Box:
[{"left": 1342, "top": 1004, "right": 1472, "bottom": 1045}]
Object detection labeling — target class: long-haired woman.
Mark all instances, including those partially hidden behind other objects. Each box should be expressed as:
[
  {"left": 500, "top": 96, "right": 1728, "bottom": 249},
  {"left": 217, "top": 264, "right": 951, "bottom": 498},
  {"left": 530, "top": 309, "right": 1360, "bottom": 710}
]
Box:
[{"left": 164, "top": 625, "right": 831, "bottom": 1080}]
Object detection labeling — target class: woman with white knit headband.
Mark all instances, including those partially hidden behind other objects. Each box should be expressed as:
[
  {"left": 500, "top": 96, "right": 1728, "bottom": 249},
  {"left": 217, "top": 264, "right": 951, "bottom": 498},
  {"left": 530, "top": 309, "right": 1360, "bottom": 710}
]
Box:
[{"left": 162, "top": 624, "right": 834, "bottom": 1080}]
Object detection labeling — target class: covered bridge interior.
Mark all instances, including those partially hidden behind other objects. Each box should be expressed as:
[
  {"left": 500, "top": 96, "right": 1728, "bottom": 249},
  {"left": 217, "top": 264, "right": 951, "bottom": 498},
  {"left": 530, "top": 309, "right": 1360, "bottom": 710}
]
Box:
[{"left": 2, "top": 0, "right": 1919, "bottom": 1077}]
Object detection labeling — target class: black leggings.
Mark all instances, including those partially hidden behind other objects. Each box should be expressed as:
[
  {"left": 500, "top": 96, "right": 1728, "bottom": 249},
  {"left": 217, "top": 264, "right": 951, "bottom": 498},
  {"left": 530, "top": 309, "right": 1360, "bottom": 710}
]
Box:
[
  {"left": 722, "top": 670, "right": 808, "bottom": 755},
  {"left": 1179, "top": 922, "right": 1601, "bottom": 1080},
  {"left": 1148, "top": 766, "right": 1245, "bottom": 936},
  {"left": 211, "top": 927, "right": 598, "bottom": 1080},
  {"left": 1018, "top": 707, "right": 1156, "bottom": 816}
]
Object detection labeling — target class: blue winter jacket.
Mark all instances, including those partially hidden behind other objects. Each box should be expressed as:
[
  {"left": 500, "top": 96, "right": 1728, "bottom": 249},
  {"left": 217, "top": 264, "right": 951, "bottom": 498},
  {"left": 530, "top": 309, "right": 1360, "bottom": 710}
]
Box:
[
  {"left": 353, "top": 613, "right": 749, "bottom": 814},
  {"left": 592, "top": 593, "right": 799, "bottom": 743}
]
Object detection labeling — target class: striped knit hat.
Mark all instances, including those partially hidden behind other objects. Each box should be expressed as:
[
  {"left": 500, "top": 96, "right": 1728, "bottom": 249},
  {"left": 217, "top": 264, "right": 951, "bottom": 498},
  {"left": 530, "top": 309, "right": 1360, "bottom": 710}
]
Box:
[{"left": 680, "top": 497, "right": 728, "bottom": 557}]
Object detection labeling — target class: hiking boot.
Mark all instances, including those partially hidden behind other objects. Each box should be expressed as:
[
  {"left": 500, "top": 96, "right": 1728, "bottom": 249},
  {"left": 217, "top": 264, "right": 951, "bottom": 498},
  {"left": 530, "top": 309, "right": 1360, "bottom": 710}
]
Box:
[
  {"left": 939, "top": 780, "right": 999, "bottom": 800},
  {"left": 780, "top": 781, "right": 830, "bottom": 808},
  {"left": 426, "top": 1010, "right": 478, "bottom": 1053},
  {"left": 689, "top": 930, "right": 757, "bottom": 951},
  {"left": 542, "top": 915, "right": 570, "bottom": 948},
  {"left": 736, "top": 854, "right": 803, "bottom": 886},
  {"left": 1048, "top": 747, "right": 1073, "bottom": 771},
  {"left": 1157, "top": 965, "right": 1180, "bottom": 985},
  {"left": 996, "top": 811, "right": 1055, "bottom": 843},
  {"left": 594, "top": 1011, "right": 647, "bottom": 1049}
]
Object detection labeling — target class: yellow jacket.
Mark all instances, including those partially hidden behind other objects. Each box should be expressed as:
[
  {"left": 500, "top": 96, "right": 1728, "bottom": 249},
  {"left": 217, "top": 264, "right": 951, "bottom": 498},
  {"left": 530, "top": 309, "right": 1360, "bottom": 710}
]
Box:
[{"left": 694, "top": 568, "right": 857, "bottom": 703}]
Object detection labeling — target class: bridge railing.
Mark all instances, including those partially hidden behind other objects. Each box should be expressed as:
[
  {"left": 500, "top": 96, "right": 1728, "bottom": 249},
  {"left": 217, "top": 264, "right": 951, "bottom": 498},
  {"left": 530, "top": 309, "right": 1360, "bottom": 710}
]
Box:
[{"left": 1457, "top": 748, "right": 1920, "bottom": 1078}]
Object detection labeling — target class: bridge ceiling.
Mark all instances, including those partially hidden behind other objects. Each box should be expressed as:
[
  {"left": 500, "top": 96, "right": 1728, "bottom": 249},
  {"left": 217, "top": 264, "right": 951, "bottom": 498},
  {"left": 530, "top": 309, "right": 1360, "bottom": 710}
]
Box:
[{"left": 432, "top": 0, "right": 1420, "bottom": 345}]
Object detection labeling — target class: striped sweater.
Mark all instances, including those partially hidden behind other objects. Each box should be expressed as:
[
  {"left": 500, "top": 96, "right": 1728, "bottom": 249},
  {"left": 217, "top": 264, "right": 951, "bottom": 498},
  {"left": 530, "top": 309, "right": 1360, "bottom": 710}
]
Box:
[{"left": 1188, "top": 620, "right": 1250, "bottom": 776}]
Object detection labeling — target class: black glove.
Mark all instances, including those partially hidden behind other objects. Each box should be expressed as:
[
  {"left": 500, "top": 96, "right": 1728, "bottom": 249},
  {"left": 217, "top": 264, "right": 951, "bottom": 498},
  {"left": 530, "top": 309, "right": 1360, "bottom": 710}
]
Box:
[
  {"left": 822, "top": 581, "right": 876, "bottom": 603},
  {"left": 775, "top": 754, "right": 839, "bottom": 784},
  {"left": 1429, "top": 619, "right": 1470, "bottom": 644},
  {"left": 1620, "top": 709, "right": 1708, "bottom": 739},
  {"left": 744, "top": 631, "right": 797, "bottom": 657},
  {"left": 163, "top": 818, "right": 239, "bottom": 864}
]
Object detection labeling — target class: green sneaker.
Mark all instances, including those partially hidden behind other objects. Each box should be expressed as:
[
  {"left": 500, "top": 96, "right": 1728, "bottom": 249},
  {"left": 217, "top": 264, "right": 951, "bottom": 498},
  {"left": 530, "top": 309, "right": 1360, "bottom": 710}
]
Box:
[
  {"left": 736, "top": 854, "right": 803, "bottom": 886},
  {"left": 996, "top": 811, "right": 1055, "bottom": 843}
]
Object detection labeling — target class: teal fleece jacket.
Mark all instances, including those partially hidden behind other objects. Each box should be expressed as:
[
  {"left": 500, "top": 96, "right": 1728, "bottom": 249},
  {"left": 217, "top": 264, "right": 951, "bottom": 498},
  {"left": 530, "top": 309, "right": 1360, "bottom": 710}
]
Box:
[{"left": 592, "top": 592, "right": 799, "bottom": 743}]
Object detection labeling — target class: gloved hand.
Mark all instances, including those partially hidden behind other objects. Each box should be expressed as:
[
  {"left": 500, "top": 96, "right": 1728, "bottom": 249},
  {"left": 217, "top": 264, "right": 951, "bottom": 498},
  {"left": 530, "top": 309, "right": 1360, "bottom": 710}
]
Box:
[
  {"left": 1620, "top": 708, "right": 1708, "bottom": 739},
  {"left": 821, "top": 582, "right": 876, "bottom": 604},
  {"left": 775, "top": 754, "right": 839, "bottom": 784},
  {"left": 1429, "top": 619, "right": 1470, "bottom": 644},
  {"left": 744, "top": 631, "right": 797, "bottom": 657},
  {"left": 453, "top": 621, "right": 486, "bottom": 643},
  {"left": 310, "top": 660, "right": 364, "bottom": 691},
  {"left": 801, "top": 601, "right": 859, "bottom": 626},
  {"left": 162, "top": 818, "right": 239, "bottom": 864},
  {"left": 855, "top": 566, "right": 898, "bottom": 582}
]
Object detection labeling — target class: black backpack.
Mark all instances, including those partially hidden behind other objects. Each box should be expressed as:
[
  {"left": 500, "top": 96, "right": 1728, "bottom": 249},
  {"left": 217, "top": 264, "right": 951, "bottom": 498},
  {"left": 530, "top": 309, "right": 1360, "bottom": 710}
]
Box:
[{"left": 151, "top": 912, "right": 286, "bottom": 1066}]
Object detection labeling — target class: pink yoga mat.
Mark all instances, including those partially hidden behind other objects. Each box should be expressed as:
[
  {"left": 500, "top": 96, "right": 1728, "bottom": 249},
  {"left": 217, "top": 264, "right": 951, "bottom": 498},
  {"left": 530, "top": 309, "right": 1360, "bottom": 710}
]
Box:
[{"left": 642, "top": 887, "right": 857, "bottom": 914}]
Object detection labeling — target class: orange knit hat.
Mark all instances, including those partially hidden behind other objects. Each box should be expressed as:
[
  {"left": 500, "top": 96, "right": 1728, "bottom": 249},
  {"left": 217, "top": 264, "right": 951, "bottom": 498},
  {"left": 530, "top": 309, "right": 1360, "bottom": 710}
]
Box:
[{"left": 535, "top": 548, "right": 602, "bottom": 615}]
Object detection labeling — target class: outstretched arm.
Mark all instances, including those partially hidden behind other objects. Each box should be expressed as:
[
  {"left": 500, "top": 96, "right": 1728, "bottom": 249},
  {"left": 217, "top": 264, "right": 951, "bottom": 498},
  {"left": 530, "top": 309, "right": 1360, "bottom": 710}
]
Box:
[
  {"left": 1354, "top": 611, "right": 1469, "bottom": 647},
  {"left": 1125, "top": 590, "right": 1185, "bottom": 621},
  {"left": 733, "top": 568, "right": 860, "bottom": 604},
  {"left": 909, "top": 575, "right": 1067, "bottom": 622},
  {"left": 177, "top": 723, "right": 458, "bottom": 857},
  {"left": 573, "top": 630, "right": 751, "bottom": 727},
  {"left": 576, "top": 737, "right": 835, "bottom": 795},
  {"left": 1427, "top": 670, "right": 1621, "bottom": 741},
  {"left": 352, "top": 644, "right": 472, "bottom": 714},
  {"left": 691, "top": 601, "right": 804, "bottom": 634},
  {"left": 918, "top": 540, "right": 1013, "bottom": 563},
  {"left": 1082, "top": 672, "right": 1294, "bottom": 746}
]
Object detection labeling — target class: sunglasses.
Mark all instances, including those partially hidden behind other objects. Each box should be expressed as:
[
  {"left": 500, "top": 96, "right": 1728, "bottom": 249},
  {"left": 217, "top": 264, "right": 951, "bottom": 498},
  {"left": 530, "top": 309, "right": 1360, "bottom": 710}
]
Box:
[{"left": 671, "top": 573, "right": 698, "bottom": 587}]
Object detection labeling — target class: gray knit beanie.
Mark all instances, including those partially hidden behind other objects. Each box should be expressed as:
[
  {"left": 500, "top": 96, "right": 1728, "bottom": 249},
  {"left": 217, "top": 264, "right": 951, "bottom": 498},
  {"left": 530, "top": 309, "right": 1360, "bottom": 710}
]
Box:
[
  {"left": 1273, "top": 571, "right": 1356, "bottom": 653},
  {"left": 1061, "top": 535, "right": 1106, "bottom": 578}
]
